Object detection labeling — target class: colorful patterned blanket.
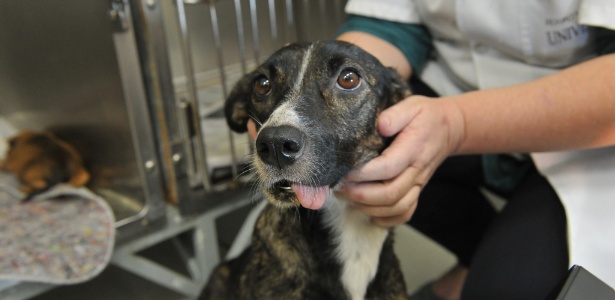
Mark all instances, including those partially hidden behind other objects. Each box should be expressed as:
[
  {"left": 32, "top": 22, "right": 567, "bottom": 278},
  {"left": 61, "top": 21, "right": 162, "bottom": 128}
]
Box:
[{"left": 0, "top": 172, "right": 115, "bottom": 284}]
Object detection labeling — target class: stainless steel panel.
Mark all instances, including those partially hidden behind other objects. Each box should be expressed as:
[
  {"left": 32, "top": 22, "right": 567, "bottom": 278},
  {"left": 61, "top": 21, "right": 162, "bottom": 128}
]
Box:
[{"left": 0, "top": 0, "right": 166, "bottom": 238}]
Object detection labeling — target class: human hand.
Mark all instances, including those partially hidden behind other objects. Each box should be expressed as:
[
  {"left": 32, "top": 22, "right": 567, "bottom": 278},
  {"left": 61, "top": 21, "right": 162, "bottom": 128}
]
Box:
[{"left": 337, "top": 95, "right": 465, "bottom": 227}]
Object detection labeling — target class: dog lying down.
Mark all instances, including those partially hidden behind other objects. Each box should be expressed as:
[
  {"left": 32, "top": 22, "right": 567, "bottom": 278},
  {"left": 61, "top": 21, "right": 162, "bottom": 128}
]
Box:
[
  {"left": 0, "top": 131, "right": 90, "bottom": 200},
  {"left": 201, "top": 41, "right": 412, "bottom": 300}
]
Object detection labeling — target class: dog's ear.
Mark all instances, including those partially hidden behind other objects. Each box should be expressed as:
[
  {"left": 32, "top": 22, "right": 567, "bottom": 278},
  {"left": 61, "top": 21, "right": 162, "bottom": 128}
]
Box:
[
  {"left": 225, "top": 72, "right": 255, "bottom": 133},
  {"left": 381, "top": 67, "right": 412, "bottom": 108}
]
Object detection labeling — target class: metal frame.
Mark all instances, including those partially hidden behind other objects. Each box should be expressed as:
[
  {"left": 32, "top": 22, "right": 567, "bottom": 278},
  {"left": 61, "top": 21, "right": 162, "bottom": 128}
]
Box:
[
  {"left": 113, "top": 0, "right": 168, "bottom": 235},
  {"left": 111, "top": 193, "right": 253, "bottom": 298}
]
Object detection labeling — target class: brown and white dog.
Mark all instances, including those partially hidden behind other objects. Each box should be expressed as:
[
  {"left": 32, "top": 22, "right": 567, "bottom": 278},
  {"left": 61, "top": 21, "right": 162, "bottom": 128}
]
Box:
[
  {"left": 0, "top": 131, "right": 90, "bottom": 200},
  {"left": 202, "top": 41, "right": 411, "bottom": 300}
]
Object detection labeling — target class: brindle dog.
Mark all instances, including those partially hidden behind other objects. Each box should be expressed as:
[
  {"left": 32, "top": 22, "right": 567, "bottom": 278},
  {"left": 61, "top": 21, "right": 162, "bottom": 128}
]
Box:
[{"left": 201, "top": 41, "right": 411, "bottom": 300}]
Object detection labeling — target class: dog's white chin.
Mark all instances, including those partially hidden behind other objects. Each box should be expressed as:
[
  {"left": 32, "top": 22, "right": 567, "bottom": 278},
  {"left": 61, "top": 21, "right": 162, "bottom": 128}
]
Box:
[{"left": 292, "top": 183, "right": 329, "bottom": 210}]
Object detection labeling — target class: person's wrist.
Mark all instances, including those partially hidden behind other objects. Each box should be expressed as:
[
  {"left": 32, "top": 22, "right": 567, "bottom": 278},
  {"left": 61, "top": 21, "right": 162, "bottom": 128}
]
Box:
[{"left": 437, "top": 98, "right": 466, "bottom": 156}]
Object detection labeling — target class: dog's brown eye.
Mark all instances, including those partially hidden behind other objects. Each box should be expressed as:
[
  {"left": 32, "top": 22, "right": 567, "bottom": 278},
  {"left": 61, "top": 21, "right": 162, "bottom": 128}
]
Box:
[
  {"left": 337, "top": 69, "right": 360, "bottom": 90},
  {"left": 254, "top": 76, "right": 271, "bottom": 96}
]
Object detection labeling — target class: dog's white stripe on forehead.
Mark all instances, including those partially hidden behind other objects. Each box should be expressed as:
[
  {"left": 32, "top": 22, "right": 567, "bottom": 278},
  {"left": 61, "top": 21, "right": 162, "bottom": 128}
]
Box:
[
  {"left": 289, "top": 44, "right": 314, "bottom": 101},
  {"left": 260, "top": 45, "right": 313, "bottom": 130}
]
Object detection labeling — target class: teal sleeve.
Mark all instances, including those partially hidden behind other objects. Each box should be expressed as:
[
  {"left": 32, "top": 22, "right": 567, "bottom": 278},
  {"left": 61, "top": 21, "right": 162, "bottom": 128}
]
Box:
[
  {"left": 337, "top": 14, "right": 433, "bottom": 73},
  {"left": 595, "top": 27, "right": 615, "bottom": 55}
]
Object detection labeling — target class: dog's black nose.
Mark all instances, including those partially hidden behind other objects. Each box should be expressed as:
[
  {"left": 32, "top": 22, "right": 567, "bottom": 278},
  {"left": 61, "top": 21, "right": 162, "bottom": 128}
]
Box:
[{"left": 256, "top": 125, "right": 305, "bottom": 169}]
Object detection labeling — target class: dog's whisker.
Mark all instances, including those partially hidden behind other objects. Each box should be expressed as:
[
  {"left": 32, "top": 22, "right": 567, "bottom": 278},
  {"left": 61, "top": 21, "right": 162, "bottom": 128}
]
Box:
[
  {"left": 231, "top": 157, "right": 257, "bottom": 181},
  {"left": 247, "top": 110, "right": 263, "bottom": 127},
  {"left": 292, "top": 205, "right": 301, "bottom": 223},
  {"left": 235, "top": 141, "right": 254, "bottom": 149},
  {"left": 234, "top": 167, "right": 255, "bottom": 181}
]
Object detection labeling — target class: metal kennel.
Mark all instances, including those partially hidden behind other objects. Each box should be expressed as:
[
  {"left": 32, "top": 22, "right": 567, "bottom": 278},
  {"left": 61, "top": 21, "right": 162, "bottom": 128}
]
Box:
[{"left": 0, "top": 0, "right": 346, "bottom": 298}]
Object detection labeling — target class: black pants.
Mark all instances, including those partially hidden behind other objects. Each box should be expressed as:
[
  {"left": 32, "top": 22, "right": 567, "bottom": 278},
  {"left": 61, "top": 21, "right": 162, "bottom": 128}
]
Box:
[{"left": 408, "top": 155, "right": 569, "bottom": 300}]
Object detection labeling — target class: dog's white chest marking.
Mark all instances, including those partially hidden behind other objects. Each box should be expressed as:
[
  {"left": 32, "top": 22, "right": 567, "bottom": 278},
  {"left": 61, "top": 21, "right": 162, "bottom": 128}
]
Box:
[{"left": 324, "top": 193, "right": 388, "bottom": 300}]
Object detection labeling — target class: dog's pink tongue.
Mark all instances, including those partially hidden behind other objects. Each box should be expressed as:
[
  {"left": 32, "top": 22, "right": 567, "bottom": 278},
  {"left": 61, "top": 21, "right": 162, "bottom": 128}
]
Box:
[{"left": 292, "top": 183, "right": 329, "bottom": 210}]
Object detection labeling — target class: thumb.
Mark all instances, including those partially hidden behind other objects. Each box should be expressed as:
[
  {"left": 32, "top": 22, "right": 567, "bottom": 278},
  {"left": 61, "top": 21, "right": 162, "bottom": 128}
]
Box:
[{"left": 377, "top": 96, "right": 425, "bottom": 137}]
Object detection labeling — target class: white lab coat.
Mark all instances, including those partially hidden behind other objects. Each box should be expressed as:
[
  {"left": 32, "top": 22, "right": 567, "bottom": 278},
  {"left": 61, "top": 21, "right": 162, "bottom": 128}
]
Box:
[{"left": 346, "top": 0, "right": 615, "bottom": 286}]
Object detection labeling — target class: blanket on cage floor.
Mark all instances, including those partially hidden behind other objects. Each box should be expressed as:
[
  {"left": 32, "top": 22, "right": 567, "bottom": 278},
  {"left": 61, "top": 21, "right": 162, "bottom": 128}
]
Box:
[{"left": 0, "top": 172, "right": 115, "bottom": 284}]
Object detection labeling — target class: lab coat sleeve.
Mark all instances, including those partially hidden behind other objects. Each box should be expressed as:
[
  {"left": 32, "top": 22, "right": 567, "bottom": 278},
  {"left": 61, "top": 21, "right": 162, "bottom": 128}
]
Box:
[{"left": 579, "top": 0, "right": 615, "bottom": 30}]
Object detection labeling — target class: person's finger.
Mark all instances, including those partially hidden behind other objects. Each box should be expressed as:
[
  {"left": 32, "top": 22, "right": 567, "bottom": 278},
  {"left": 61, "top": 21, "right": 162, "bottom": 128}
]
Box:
[
  {"left": 345, "top": 98, "right": 426, "bottom": 182},
  {"left": 341, "top": 163, "right": 422, "bottom": 207},
  {"left": 370, "top": 194, "right": 419, "bottom": 227},
  {"left": 345, "top": 131, "right": 420, "bottom": 182},
  {"left": 352, "top": 184, "right": 421, "bottom": 218},
  {"left": 376, "top": 96, "right": 423, "bottom": 137},
  {"left": 371, "top": 208, "right": 415, "bottom": 227},
  {"left": 345, "top": 146, "right": 408, "bottom": 182}
]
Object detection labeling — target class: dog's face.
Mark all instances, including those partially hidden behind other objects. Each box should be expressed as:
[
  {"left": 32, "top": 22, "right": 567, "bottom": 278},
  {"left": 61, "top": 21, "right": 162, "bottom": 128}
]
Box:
[{"left": 226, "top": 41, "right": 410, "bottom": 209}]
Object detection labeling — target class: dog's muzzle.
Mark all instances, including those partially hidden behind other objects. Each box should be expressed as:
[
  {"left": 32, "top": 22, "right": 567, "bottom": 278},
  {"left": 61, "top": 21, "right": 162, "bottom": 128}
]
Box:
[{"left": 254, "top": 124, "right": 331, "bottom": 210}]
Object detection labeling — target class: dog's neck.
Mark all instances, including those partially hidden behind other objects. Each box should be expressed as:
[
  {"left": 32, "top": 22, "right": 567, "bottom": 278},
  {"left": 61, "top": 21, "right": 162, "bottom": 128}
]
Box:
[{"left": 321, "top": 192, "right": 389, "bottom": 300}]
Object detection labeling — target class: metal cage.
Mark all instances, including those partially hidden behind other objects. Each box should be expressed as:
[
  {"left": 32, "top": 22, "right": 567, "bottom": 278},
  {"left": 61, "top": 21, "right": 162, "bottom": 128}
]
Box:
[{"left": 0, "top": 0, "right": 346, "bottom": 298}]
